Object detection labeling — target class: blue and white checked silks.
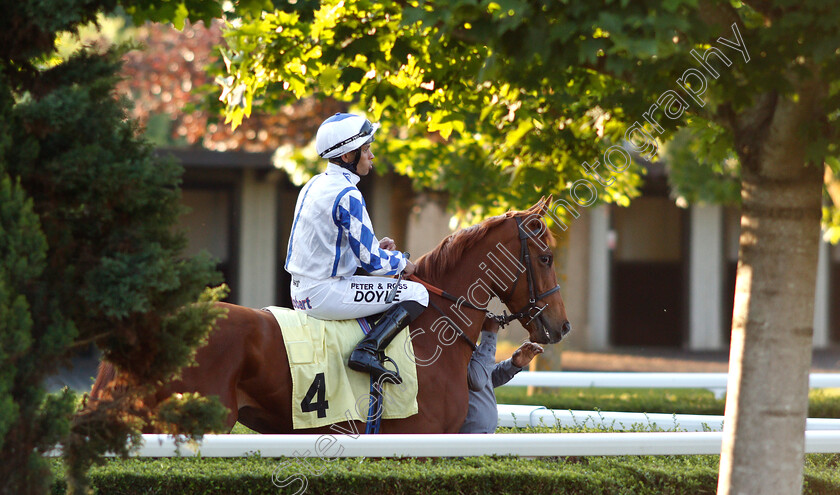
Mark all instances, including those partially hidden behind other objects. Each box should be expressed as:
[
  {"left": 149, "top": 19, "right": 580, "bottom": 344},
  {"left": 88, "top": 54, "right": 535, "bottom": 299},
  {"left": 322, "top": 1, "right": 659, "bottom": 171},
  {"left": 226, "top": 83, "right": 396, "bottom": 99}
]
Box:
[
  {"left": 286, "top": 163, "right": 407, "bottom": 279},
  {"left": 338, "top": 193, "right": 405, "bottom": 276},
  {"left": 285, "top": 163, "right": 428, "bottom": 320}
]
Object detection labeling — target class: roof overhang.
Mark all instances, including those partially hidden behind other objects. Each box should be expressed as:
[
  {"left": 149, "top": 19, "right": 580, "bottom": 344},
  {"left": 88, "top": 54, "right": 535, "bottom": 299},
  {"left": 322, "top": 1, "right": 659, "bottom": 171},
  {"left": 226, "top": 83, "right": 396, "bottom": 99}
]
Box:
[{"left": 156, "top": 147, "right": 275, "bottom": 171}]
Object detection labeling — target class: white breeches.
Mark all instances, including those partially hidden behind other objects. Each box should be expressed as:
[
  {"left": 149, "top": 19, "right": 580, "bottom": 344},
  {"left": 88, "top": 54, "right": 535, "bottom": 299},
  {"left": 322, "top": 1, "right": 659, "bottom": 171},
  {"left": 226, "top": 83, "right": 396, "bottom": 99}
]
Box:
[{"left": 290, "top": 275, "right": 429, "bottom": 320}]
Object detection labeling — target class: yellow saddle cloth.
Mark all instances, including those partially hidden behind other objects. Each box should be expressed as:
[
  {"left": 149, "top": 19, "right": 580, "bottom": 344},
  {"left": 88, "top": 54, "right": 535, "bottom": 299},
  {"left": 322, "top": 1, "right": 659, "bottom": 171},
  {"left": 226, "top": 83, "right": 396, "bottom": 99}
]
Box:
[{"left": 264, "top": 306, "right": 418, "bottom": 430}]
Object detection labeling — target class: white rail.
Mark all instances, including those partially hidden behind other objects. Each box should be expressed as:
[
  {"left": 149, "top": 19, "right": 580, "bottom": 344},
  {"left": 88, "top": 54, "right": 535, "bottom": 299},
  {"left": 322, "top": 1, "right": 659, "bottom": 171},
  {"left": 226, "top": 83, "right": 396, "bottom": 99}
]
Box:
[
  {"left": 502, "top": 372, "right": 840, "bottom": 398},
  {"left": 504, "top": 371, "right": 840, "bottom": 388},
  {"left": 40, "top": 372, "right": 840, "bottom": 458},
  {"left": 495, "top": 405, "right": 840, "bottom": 432},
  {"left": 44, "top": 431, "right": 840, "bottom": 458}
]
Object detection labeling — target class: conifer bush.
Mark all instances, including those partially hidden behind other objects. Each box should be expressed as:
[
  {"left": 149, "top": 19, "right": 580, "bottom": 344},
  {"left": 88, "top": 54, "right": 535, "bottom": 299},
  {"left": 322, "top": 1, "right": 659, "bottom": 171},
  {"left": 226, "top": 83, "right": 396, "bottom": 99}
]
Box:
[{"left": 0, "top": 2, "right": 229, "bottom": 493}]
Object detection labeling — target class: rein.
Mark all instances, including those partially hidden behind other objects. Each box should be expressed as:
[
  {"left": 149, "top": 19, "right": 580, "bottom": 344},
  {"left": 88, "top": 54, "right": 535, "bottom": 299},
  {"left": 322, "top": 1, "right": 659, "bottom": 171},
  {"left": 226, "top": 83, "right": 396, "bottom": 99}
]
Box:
[
  {"left": 407, "top": 215, "right": 561, "bottom": 350},
  {"left": 405, "top": 277, "right": 478, "bottom": 351}
]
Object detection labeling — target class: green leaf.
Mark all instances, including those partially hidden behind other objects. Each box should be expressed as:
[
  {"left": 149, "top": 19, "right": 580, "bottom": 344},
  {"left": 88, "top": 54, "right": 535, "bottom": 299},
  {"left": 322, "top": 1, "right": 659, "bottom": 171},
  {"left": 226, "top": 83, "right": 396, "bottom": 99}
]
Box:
[
  {"left": 319, "top": 66, "right": 342, "bottom": 89},
  {"left": 409, "top": 92, "right": 430, "bottom": 107},
  {"left": 172, "top": 2, "right": 189, "bottom": 30}
]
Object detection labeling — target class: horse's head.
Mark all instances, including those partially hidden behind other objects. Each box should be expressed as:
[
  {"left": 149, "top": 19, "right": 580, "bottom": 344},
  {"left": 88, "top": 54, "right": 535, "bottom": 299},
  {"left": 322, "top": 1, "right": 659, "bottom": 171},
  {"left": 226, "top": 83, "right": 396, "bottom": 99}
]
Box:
[
  {"left": 495, "top": 197, "right": 571, "bottom": 344},
  {"left": 414, "top": 197, "right": 571, "bottom": 344}
]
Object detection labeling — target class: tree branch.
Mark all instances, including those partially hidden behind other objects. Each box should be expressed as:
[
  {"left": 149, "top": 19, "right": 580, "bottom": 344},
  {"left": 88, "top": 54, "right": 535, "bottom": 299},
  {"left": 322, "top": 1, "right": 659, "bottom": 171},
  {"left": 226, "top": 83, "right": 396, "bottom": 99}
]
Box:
[
  {"left": 69, "top": 331, "right": 113, "bottom": 350},
  {"left": 739, "top": 0, "right": 783, "bottom": 21},
  {"left": 697, "top": 0, "right": 744, "bottom": 32},
  {"left": 732, "top": 90, "right": 778, "bottom": 173}
]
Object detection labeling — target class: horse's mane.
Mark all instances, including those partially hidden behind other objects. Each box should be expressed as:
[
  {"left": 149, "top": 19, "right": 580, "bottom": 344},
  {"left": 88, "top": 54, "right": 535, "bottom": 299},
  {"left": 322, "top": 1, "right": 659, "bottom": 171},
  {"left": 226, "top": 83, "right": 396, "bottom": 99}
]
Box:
[{"left": 414, "top": 203, "right": 555, "bottom": 282}]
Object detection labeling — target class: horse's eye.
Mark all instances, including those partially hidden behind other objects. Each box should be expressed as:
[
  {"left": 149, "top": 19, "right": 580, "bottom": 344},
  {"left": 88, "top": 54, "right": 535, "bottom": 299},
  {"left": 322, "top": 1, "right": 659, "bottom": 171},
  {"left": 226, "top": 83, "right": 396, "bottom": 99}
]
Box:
[{"left": 540, "top": 255, "right": 552, "bottom": 265}]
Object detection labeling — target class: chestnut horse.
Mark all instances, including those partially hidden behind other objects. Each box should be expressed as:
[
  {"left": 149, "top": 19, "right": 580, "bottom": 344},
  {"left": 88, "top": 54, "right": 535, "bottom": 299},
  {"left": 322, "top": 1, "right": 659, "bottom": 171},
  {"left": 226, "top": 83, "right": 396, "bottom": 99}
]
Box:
[{"left": 90, "top": 198, "right": 570, "bottom": 434}]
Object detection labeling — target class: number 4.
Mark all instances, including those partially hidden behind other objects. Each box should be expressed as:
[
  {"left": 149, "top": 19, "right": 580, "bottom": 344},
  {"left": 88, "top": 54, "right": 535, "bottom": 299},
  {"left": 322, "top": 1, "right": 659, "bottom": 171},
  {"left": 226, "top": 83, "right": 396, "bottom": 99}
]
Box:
[{"left": 301, "top": 372, "right": 329, "bottom": 418}]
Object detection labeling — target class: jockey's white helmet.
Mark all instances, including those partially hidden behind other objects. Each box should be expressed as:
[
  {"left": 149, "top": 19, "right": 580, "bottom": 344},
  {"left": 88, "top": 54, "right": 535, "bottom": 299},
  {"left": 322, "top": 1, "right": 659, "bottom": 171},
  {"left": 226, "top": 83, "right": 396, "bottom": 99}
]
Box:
[{"left": 315, "top": 113, "right": 380, "bottom": 160}]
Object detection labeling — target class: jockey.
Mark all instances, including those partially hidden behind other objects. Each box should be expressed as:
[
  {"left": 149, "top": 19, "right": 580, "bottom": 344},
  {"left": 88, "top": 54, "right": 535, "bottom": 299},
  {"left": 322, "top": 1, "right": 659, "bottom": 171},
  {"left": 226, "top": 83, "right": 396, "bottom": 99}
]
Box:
[{"left": 285, "top": 112, "right": 429, "bottom": 385}]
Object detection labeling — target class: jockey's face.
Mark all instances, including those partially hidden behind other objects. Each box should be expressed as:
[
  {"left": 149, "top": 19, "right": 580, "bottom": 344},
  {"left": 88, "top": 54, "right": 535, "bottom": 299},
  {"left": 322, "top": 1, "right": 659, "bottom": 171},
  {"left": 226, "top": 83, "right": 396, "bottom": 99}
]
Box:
[{"left": 342, "top": 144, "right": 374, "bottom": 176}]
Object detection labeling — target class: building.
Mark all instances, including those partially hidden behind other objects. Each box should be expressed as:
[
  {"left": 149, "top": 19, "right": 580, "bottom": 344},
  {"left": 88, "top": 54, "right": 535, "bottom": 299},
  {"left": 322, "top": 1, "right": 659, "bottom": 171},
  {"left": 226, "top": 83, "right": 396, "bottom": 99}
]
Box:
[
  {"left": 558, "top": 168, "right": 837, "bottom": 351},
  {"left": 173, "top": 147, "right": 838, "bottom": 352}
]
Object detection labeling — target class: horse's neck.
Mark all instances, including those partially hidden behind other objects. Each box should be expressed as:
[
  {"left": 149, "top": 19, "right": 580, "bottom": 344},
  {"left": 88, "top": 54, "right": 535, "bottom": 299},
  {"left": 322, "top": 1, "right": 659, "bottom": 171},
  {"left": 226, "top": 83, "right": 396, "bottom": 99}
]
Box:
[{"left": 414, "top": 239, "right": 499, "bottom": 367}]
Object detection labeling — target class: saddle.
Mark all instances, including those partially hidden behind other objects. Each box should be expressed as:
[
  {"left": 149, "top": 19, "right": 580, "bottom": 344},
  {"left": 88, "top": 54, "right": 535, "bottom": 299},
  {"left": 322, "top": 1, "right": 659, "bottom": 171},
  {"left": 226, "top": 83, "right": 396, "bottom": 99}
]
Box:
[{"left": 263, "top": 306, "right": 418, "bottom": 430}]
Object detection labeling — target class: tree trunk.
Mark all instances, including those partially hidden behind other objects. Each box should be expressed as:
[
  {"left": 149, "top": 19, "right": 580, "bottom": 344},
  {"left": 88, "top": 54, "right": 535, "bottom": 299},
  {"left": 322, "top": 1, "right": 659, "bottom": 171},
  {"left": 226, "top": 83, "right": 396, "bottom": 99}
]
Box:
[{"left": 718, "top": 89, "right": 825, "bottom": 494}]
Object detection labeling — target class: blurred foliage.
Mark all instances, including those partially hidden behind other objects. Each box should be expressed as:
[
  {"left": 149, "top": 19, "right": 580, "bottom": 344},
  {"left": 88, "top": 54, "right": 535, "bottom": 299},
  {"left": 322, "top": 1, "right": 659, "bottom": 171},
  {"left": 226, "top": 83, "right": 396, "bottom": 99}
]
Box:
[
  {"left": 212, "top": 0, "right": 837, "bottom": 224},
  {"left": 663, "top": 123, "right": 741, "bottom": 207},
  {"left": 51, "top": 14, "right": 344, "bottom": 153},
  {"left": 118, "top": 19, "right": 344, "bottom": 152}
]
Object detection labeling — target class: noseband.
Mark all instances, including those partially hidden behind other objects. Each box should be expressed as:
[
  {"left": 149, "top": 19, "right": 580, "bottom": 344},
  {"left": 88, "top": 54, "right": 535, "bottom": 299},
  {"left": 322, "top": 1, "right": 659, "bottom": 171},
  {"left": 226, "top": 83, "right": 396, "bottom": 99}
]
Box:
[{"left": 408, "top": 215, "right": 561, "bottom": 349}]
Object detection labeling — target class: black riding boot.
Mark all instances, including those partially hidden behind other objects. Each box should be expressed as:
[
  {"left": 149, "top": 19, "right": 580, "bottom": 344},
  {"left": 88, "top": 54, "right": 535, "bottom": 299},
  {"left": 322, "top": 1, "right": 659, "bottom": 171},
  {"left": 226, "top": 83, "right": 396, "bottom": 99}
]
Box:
[{"left": 348, "top": 301, "right": 424, "bottom": 385}]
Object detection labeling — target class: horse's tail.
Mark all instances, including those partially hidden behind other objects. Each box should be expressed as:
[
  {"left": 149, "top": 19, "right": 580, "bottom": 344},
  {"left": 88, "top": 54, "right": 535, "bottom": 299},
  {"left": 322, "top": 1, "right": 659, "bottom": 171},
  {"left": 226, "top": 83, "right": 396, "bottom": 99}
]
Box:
[{"left": 89, "top": 361, "right": 118, "bottom": 400}]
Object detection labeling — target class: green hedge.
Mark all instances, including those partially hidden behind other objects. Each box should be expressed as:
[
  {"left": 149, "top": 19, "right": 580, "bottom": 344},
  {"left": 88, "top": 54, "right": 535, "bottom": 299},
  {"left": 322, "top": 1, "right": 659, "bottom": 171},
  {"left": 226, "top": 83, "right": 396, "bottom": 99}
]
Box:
[
  {"left": 49, "top": 388, "right": 840, "bottom": 493},
  {"left": 50, "top": 453, "right": 840, "bottom": 494}
]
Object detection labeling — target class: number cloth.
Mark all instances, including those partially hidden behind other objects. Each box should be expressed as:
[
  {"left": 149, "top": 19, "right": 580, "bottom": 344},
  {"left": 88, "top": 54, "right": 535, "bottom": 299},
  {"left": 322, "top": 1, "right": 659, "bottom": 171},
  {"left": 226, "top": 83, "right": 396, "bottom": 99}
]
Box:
[{"left": 264, "top": 306, "right": 419, "bottom": 429}]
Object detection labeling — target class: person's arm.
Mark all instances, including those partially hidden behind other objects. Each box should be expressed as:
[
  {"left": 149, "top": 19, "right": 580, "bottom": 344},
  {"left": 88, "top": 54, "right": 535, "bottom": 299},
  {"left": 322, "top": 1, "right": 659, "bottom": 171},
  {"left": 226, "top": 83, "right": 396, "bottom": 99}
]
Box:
[
  {"left": 491, "top": 342, "right": 544, "bottom": 388},
  {"left": 466, "top": 331, "right": 497, "bottom": 391},
  {"left": 335, "top": 190, "right": 407, "bottom": 275},
  {"left": 490, "top": 359, "right": 521, "bottom": 388}
]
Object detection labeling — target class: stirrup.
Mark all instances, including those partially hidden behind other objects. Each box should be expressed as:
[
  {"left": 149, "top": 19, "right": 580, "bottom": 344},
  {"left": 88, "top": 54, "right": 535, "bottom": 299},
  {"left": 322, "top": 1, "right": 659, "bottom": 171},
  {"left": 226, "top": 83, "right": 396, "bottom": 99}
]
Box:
[
  {"left": 374, "top": 352, "right": 401, "bottom": 386},
  {"left": 349, "top": 349, "right": 402, "bottom": 384}
]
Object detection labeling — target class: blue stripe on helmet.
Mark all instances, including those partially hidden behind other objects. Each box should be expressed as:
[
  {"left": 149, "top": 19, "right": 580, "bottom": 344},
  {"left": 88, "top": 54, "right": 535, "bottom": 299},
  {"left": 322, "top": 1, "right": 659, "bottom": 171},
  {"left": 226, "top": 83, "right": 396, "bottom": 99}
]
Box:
[{"left": 323, "top": 112, "right": 356, "bottom": 123}]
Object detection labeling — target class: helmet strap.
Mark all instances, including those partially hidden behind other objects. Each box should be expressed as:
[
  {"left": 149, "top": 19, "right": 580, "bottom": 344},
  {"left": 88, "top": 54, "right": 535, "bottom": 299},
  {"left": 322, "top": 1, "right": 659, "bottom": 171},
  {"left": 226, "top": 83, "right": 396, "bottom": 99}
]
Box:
[{"left": 332, "top": 149, "right": 361, "bottom": 175}]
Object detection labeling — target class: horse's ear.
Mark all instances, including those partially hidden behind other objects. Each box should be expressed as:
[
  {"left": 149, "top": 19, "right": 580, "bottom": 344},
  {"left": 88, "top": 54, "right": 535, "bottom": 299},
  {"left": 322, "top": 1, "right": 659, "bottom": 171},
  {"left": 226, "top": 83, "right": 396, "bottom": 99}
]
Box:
[
  {"left": 541, "top": 195, "right": 553, "bottom": 215},
  {"left": 529, "top": 195, "right": 552, "bottom": 216}
]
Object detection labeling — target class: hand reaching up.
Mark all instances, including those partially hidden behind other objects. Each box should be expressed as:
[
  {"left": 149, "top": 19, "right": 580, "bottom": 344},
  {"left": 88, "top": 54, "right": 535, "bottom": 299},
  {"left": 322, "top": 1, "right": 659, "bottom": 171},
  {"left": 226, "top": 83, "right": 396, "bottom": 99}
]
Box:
[
  {"left": 511, "top": 342, "right": 544, "bottom": 368},
  {"left": 482, "top": 316, "right": 501, "bottom": 334}
]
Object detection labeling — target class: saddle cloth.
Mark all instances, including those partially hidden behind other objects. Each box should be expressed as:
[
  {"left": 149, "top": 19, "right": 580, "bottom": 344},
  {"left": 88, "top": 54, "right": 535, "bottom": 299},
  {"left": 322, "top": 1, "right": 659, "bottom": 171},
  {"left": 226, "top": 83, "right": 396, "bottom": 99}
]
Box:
[{"left": 264, "top": 306, "right": 418, "bottom": 430}]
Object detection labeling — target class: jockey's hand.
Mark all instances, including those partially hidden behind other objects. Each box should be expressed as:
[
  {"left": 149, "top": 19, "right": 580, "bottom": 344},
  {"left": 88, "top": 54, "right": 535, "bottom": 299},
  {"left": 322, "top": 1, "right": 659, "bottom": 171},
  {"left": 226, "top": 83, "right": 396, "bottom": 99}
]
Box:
[
  {"left": 379, "top": 237, "right": 396, "bottom": 251},
  {"left": 512, "top": 342, "right": 544, "bottom": 368},
  {"left": 402, "top": 259, "right": 417, "bottom": 276}
]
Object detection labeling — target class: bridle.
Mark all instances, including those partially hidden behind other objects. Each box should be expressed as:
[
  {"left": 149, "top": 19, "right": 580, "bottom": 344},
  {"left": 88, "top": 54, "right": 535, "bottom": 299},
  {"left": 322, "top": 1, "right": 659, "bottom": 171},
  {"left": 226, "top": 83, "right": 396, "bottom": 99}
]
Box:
[
  {"left": 495, "top": 215, "right": 561, "bottom": 327},
  {"left": 408, "top": 215, "right": 561, "bottom": 350}
]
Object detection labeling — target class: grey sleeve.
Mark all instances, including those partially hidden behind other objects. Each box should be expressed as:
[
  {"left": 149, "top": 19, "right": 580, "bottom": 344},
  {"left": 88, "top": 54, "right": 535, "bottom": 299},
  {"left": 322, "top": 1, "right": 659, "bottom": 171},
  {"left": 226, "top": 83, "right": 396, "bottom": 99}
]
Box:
[
  {"left": 466, "top": 331, "right": 498, "bottom": 392},
  {"left": 491, "top": 358, "right": 523, "bottom": 388}
]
